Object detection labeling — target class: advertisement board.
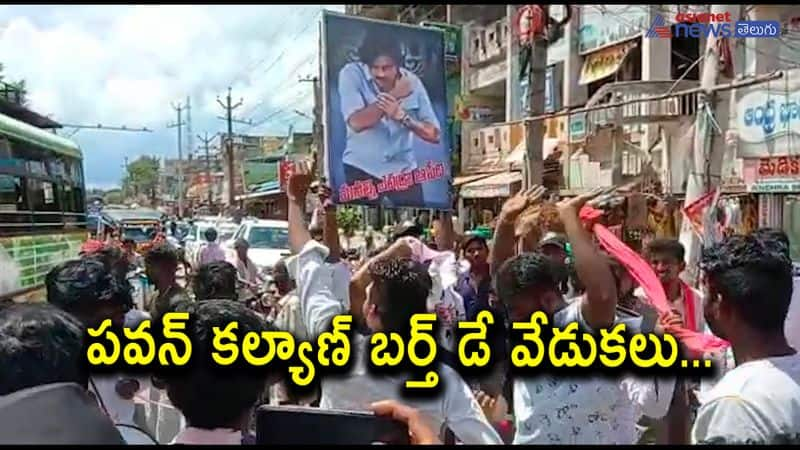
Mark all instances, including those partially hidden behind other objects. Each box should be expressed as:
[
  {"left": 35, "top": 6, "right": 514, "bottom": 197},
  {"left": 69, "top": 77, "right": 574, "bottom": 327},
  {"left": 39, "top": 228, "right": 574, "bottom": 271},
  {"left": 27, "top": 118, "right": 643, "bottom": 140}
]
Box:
[
  {"left": 322, "top": 12, "right": 452, "bottom": 209},
  {"left": 736, "top": 68, "right": 800, "bottom": 158}
]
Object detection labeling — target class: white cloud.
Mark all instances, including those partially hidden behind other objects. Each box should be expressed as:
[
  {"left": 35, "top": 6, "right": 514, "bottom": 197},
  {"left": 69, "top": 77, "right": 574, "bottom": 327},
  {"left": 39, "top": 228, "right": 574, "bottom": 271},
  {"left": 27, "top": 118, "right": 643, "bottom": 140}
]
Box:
[{"left": 0, "top": 4, "right": 342, "bottom": 189}]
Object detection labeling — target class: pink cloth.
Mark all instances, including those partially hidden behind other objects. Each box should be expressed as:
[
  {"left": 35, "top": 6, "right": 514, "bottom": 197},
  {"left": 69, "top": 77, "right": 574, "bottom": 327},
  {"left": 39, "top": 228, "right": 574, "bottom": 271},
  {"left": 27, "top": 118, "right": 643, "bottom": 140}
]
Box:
[
  {"left": 406, "top": 237, "right": 448, "bottom": 263},
  {"left": 581, "top": 206, "right": 730, "bottom": 355}
]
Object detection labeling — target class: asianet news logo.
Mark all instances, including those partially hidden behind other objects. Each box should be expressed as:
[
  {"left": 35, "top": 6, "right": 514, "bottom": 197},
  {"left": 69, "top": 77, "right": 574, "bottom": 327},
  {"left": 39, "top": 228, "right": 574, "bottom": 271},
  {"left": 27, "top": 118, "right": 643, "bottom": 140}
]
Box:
[{"left": 646, "top": 13, "right": 780, "bottom": 39}]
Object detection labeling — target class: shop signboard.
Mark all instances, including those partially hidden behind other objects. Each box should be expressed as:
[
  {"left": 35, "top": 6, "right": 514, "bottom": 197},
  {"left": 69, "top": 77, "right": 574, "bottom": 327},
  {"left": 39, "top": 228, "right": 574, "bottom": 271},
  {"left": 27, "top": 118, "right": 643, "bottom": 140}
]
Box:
[
  {"left": 569, "top": 113, "right": 587, "bottom": 142},
  {"left": 736, "top": 68, "right": 800, "bottom": 158},
  {"left": 744, "top": 153, "right": 800, "bottom": 193},
  {"left": 579, "top": 6, "right": 648, "bottom": 54},
  {"left": 579, "top": 40, "right": 638, "bottom": 85}
]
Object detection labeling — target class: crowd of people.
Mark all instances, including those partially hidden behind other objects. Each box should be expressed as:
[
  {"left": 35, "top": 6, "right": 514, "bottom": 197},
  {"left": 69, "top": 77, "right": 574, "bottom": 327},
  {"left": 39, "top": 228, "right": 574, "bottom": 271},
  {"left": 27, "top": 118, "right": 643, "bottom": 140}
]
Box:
[{"left": 1, "top": 161, "right": 800, "bottom": 445}]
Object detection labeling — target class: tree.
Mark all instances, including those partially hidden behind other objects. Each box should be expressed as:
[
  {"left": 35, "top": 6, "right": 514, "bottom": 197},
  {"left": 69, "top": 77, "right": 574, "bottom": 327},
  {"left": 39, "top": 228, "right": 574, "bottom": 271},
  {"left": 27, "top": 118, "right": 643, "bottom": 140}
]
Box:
[
  {"left": 336, "top": 206, "right": 362, "bottom": 248},
  {"left": 122, "top": 156, "right": 160, "bottom": 205},
  {"left": 103, "top": 189, "right": 123, "bottom": 205},
  {"left": 0, "top": 63, "right": 28, "bottom": 106}
]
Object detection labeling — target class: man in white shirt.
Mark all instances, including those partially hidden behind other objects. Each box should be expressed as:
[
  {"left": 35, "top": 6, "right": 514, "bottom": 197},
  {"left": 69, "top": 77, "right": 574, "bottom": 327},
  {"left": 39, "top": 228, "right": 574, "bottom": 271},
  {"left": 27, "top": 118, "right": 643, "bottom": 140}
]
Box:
[
  {"left": 691, "top": 233, "right": 800, "bottom": 444},
  {"left": 492, "top": 187, "right": 656, "bottom": 444},
  {"left": 285, "top": 163, "right": 502, "bottom": 445},
  {"left": 228, "top": 238, "right": 264, "bottom": 301}
]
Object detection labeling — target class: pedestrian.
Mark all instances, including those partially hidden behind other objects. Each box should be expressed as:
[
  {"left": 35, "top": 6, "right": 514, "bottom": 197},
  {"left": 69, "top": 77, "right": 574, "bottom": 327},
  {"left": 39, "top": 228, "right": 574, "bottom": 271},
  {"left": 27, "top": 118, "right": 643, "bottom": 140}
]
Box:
[
  {"left": 0, "top": 303, "right": 126, "bottom": 445},
  {"left": 192, "top": 261, "right": 239, "bottom": 302},
  {"left": 753, "top": 228, "right": 800, "bottom": 353},
  {"left": 692, "top": 233, "right": 800, "bottom": 444},
  {"left": 284, "top": 163, "right": 502, "bottom": 444},
  {"left": 144, "top": 243, "right": 191, "bottom": 319},
  {"left": 164, "top": 301, "right": 268, "bottom": 445},
  {"left": 44, "top": 258, "right": 155, "bottom": 444},
  {"left": 196, "top": 227, "right": 226, "bottom": 267},
  {"left": 638, "top": 239, "right": 705, "bottom": 444},
  {"left": 494, "top": 188, "right": 650, "bottom": 444},
  {"left": 228, "top": 238, "right": 265, "bottom": 302}
]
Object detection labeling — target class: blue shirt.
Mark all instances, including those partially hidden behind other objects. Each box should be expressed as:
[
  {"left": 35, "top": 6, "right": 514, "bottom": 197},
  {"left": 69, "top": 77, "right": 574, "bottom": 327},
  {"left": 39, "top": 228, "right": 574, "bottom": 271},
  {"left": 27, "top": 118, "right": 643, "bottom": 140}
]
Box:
[
  {"left": 457, "top": 272, "right": 492, "bottom": 321},
  {"left": 338, "top": 62, "right": 440, "bottom": 179}
]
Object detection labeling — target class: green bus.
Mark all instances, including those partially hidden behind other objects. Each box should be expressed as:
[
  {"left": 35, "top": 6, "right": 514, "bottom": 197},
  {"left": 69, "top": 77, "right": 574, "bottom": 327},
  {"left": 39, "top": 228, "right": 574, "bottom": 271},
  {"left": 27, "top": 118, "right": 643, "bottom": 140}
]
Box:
[{"left": 0, "top": 112, "right": 86, "bottom": 302}]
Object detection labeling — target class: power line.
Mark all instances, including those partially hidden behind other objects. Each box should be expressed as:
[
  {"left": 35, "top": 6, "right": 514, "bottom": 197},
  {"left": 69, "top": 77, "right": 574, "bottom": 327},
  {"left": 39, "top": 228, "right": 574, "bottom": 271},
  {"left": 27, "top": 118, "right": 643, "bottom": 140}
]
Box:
[
  {"left": 224, "top": 7, "right": 311, "bottom": 89},
  {"left": 239, "top": 9, "right": 323, "bottom": 118}
]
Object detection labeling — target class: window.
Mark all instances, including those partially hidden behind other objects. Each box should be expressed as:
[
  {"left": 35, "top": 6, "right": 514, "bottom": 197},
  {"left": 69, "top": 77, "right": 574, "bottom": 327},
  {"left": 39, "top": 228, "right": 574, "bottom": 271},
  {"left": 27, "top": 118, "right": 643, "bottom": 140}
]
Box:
[
  {"left": 671, "top": 23, "right": 701, "bottom": 81},
  {"left": 246, "top": 226, "right": 289, "bottom": 250},
  {"left": 28, "top": 179, "right": 59, "bottom": 211},
  {"left": 0, "top": 174, "right": 23, "bottom": 211}
]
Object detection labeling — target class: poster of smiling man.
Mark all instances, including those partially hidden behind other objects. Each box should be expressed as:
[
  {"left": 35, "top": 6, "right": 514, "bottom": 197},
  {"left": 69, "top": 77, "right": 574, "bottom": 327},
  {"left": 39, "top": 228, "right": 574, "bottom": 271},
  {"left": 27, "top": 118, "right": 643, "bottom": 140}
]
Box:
[{"left": 322, "top": 11, "right": 451, "bottom": 210}]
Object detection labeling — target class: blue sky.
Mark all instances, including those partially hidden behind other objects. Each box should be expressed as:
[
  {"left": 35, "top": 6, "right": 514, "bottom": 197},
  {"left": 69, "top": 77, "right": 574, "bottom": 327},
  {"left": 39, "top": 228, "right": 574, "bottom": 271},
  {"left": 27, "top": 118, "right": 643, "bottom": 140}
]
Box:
[{"left": 0, "top": 5, "right": 343, "bottom": 189}]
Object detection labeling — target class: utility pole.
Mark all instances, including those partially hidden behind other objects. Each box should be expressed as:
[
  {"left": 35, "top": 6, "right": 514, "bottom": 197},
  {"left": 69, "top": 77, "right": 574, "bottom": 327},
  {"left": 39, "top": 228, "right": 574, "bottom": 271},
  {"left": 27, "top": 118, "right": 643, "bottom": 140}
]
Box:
[
  {"left": 300, "top": 76, "right": 322, "bottom": 177},
  {"left": 197, "top": 132, "right": 217, "bottom": 209},
  {"left": 168, "top": 102, "right": 186, "bottom": 218},
  {"left": 524, "top": 5, "right": 549, "bottom": 188},
  {"left": 217, "top": 87, "right": 250, "bottom": 206},
  {"left": 678, "top": 4, "right": 742, "bottom": 283},
  {"left": 185, "top": 96, "right": 193, "bottom": 165}
]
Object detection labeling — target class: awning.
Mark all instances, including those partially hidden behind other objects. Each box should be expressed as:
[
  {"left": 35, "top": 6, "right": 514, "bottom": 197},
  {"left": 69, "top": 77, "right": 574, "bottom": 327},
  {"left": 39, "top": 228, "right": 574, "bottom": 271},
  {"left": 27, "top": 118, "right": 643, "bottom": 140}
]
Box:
[
  {"left": 453, "top": 173, "right": 494, "bottom": 186},
  {"left": 579, "top": 40, "right": 638, "bottom": 85},
  {"left": 460, "top": 171, "right": 523, "bottom": 199}
]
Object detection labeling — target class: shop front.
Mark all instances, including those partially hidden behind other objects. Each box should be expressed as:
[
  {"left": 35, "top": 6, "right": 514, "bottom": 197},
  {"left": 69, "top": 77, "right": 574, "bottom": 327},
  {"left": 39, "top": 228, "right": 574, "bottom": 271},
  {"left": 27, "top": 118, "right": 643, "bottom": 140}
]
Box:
[
  {"left": 736, "top": 68, "right": 800, "bottom": 260},
  {"left": 459, "top": 171, "right": 523, "bottom": 230},
  {"left": 742, "top": 156, "right": 800, "bottom": 260}
]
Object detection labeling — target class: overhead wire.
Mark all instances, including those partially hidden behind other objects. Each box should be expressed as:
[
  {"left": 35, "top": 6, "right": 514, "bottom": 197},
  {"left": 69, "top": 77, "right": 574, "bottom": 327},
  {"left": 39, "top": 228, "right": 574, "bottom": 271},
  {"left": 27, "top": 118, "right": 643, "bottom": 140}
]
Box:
[{"left": 239, "top": 8, "right": 323, "bottom": 119}]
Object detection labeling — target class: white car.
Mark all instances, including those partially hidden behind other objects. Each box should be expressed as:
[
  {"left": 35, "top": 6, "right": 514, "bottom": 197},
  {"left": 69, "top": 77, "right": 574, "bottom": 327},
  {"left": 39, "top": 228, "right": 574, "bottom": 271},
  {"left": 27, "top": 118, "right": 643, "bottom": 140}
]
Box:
[
  {"left": 184, "top": 220, "right": 239, "bottom": 268},
  {"left": 227, "top": 219, "right": 291, "bottom": 273}
]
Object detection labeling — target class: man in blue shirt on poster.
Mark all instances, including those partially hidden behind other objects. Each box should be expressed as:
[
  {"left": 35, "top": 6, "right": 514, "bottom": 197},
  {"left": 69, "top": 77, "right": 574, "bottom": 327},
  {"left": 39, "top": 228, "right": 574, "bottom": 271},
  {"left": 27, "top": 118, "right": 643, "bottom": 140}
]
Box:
[{"left": 337, "top": 31, "right": 441, "bottom": 208}]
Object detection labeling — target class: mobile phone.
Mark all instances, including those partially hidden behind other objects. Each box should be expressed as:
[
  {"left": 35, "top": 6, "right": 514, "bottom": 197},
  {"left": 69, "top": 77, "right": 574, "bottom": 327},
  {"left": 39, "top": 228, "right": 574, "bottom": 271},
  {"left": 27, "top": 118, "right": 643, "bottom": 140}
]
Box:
[{"left": 256, "top": 405, "right": 410, "bottom": 445}]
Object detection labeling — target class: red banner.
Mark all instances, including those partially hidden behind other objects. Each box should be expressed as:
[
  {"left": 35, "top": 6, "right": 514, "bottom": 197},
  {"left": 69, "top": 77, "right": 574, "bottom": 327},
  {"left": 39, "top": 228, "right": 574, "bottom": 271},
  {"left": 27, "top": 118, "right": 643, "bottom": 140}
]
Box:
[{"left": 682, "top": 188, "right": 718, "bottom": 238}]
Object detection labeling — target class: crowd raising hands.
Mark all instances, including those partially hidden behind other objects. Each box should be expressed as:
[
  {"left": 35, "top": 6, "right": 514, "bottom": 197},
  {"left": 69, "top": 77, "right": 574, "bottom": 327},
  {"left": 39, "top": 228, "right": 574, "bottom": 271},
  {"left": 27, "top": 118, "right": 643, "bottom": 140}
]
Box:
[{"left": 2, "top": 160, "right": 800, "bottom": 445}]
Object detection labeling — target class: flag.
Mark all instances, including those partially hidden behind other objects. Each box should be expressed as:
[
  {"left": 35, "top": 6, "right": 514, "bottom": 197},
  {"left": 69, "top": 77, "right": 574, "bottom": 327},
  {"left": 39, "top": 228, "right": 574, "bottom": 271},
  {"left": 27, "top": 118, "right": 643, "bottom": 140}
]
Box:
[{"left": 682, "top": 188, "right": 719, "bottom": 241}]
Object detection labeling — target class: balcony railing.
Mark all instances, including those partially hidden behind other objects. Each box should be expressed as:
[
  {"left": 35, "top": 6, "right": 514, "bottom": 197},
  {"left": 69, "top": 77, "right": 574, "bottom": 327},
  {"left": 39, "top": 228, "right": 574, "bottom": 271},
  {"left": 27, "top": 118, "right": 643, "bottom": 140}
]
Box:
[{"left": 584, "top": 80, "right": 700, "bottom": 132}]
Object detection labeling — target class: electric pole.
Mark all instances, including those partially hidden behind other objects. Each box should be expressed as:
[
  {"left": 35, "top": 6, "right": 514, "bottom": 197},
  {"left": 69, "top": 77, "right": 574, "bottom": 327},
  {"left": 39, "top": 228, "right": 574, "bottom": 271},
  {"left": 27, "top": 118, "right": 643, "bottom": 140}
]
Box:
[
  {"left": 216, "top": 87, "right": 251, "bottom": 206},
  {"left": 168, "top": 102, "right": 186, "bottom": 218},
  {"left": 522, "top": 5, "right": 572, "bottom": 188},
  {"left": 524, "top": 5, "right": 548, "bottom": 188},
  {"left": 185, "top": 96, "right": 193, "bottom": 166},
  {"left": 300, "top": 76, "right": 322, "bottom": 177},
  {"left": 197, "top": 132, "right": 217, "bottom": 209},
  {"left": 678, "top": 4, "right": 742, "bottom": 283}
]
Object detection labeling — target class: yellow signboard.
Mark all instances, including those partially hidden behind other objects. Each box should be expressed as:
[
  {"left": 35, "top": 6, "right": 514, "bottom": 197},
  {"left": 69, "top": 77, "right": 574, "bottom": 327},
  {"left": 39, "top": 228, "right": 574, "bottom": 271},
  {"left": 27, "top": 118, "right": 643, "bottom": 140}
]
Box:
[{"left": 579, "top": 41, "right": 638, "bottom": 85}]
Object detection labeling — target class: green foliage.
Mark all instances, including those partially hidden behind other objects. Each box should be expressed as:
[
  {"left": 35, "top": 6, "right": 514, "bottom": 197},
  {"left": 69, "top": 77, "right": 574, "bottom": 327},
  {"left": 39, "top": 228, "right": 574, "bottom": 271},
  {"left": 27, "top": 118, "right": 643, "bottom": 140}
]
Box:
[
  {"left": 122, "top": 156, "right": 160, "bottom": 203},
  {"left": 103, "top": 189, "right": 123, "bottom": 205},
  {"left": 0, "top": 63, "right": 28, "bottom": 106},
  {"left": 336, "top": 206, "right": 362, "bottom": 238}
]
